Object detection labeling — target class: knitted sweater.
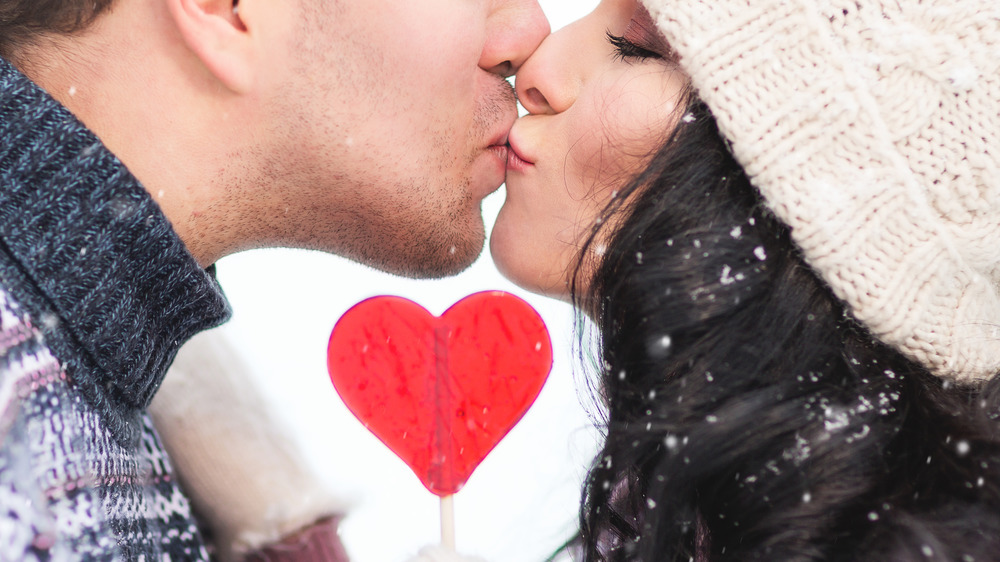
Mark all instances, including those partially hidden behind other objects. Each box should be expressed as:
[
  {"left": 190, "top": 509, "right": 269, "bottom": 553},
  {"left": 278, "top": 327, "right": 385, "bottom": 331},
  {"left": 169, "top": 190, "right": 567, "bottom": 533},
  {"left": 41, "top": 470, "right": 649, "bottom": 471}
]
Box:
[{"left": 0, "top": 56, "right": 232, "bottom": 560}]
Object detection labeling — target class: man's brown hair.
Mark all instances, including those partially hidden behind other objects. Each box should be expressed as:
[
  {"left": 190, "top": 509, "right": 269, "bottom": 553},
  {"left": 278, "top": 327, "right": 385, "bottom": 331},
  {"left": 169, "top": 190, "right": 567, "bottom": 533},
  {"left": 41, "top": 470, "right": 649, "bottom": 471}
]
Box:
[{"left": 0, "top": 0, "right": 115, "bottom": 59}]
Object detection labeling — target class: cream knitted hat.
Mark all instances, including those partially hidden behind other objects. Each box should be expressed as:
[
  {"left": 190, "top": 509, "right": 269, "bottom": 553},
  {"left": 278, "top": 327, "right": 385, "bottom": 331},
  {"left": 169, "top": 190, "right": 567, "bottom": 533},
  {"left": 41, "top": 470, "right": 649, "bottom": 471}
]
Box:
[{"left": 642, "top": 0, "right": 1000, "bottom": 383}]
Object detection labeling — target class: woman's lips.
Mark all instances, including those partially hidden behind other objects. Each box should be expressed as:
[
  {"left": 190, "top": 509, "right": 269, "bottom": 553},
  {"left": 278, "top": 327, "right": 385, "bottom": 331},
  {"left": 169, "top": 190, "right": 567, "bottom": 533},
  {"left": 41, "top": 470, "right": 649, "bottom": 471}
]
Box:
[{"left": 506, "top": 139, "right": 534, "bottom": 172}]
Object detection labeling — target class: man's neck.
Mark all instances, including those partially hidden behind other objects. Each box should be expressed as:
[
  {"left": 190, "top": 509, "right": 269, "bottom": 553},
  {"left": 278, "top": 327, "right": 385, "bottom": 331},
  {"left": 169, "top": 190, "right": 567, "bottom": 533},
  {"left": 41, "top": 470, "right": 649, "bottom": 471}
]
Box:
[
  {"left": 0, "top": 59, "right": 232, "bottom": 410},
  {"left": 14, "top": 12, "right": 255, "bottom": 267}
]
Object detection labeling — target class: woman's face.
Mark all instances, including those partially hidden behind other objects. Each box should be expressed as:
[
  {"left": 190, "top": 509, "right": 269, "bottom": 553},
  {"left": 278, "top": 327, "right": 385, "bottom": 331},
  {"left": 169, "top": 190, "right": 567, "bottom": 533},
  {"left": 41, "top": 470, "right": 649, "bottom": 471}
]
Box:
[{"left": 491, "top": 0, "right": 688, "bottom": 300}]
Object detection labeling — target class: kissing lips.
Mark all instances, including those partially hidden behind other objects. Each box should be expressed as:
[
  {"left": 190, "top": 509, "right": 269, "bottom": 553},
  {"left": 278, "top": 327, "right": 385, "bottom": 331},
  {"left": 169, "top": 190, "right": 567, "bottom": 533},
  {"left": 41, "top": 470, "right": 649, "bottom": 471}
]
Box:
[
  {"left": 488, "top": 143, "right": 509, "bottom": 162},
  {"left": 473, "top": 117, "right": 515, "bottom": 197},
  {"left": 506, "top": 139, "right": 534, "bottom": 173}
]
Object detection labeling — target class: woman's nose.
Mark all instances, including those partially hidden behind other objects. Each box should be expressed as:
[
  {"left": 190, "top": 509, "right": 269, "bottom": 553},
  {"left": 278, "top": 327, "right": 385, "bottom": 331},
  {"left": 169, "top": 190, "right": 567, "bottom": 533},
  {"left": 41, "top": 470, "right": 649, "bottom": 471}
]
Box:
[
  {"left": 513, "top": 24, "right": 580, "bottom": 115},
  {"left": 517, "top": 84, "right": 553, "bottom": 115},
  {"left": 480, "top": 0, "right": 550, "bottom": 78}
]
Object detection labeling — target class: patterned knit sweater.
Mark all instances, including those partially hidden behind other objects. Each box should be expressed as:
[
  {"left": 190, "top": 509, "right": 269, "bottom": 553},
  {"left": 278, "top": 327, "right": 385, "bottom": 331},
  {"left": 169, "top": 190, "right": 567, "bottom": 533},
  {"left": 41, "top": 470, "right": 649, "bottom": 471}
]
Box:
[{"left": 0, "top": 57, "right": 232, "bottom": 560}]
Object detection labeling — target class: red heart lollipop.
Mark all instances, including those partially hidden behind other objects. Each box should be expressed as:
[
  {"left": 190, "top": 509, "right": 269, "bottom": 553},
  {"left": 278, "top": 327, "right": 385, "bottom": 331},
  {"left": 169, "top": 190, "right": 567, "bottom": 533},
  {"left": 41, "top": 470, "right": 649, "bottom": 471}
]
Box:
[{"left": 327, "top": 291, "right": 552, "bottom": 496}]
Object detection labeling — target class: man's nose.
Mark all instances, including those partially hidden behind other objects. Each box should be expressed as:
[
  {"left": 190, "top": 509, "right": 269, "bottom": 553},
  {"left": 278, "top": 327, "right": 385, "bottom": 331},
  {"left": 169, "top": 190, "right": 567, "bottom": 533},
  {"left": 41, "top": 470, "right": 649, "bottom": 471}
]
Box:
[{"left": 480, "top": 0, "right": 550, "bottom": 78}]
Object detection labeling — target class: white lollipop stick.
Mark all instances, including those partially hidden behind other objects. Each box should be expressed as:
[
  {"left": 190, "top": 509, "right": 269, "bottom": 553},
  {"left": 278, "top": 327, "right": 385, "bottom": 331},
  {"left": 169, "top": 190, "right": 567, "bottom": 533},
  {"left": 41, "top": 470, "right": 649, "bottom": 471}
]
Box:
[{"left": 441, "top": 495, "right": 456, "bottom": 549}]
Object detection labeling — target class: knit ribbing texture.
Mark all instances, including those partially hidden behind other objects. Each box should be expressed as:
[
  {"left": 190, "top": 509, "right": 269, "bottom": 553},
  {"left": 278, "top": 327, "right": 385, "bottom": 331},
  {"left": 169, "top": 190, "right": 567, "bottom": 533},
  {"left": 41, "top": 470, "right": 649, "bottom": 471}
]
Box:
[
  {"left": 645, "top": 0, "right": 1000, "bottom": 382},
  {"left": 0, "top": 55, "right": 231, "bottom": 559}
]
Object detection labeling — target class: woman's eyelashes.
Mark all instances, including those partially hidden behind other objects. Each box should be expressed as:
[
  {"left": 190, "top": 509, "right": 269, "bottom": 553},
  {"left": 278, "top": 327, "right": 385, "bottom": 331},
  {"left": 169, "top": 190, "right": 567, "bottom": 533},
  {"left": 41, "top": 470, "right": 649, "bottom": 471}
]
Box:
[{"left": 607, "top": 32, "right": 662, "bottom": 62}]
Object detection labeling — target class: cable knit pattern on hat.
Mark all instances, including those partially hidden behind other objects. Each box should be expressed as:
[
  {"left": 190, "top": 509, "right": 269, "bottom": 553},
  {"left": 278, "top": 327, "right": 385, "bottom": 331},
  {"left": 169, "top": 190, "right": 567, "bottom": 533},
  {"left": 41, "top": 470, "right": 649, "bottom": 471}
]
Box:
[{"left": 643, "top": 0, "right": 1000, "bottom": 382}]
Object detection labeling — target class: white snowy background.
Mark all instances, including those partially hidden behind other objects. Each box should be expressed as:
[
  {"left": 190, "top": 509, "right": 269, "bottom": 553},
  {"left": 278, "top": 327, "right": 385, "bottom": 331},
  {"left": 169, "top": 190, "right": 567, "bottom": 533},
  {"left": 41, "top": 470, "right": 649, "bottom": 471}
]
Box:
[{"left": 213, "top": 2, "right": 601, "bottom": 561}]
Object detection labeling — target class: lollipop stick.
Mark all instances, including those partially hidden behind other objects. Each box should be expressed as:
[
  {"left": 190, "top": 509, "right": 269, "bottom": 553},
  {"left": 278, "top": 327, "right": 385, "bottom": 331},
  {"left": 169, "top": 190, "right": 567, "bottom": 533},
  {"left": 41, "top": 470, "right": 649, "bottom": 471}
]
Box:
[{"left": 440, "top": 495, "right": 455, "bottom": 549}]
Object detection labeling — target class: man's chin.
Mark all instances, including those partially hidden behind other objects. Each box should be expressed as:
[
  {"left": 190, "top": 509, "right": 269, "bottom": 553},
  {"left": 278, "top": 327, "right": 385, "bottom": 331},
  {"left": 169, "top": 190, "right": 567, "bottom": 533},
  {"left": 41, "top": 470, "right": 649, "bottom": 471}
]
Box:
[{"left": 355, "top": 233, "right": 485, "bottom": 280}]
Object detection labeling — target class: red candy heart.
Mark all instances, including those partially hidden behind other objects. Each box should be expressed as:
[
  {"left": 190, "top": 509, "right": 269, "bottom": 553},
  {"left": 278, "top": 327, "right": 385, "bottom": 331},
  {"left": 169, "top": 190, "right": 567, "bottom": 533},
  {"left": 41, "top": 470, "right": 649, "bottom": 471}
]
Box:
[{"left": 327, "top": 291, "right": 553, "bottom": 496}]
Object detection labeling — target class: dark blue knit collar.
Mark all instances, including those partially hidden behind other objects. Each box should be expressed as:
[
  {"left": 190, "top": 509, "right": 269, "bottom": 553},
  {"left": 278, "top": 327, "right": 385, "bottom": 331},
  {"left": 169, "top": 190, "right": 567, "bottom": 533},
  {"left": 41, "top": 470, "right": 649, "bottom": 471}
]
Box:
[{"left": 0, "top": 57, "right": 231, "bottom": 411}]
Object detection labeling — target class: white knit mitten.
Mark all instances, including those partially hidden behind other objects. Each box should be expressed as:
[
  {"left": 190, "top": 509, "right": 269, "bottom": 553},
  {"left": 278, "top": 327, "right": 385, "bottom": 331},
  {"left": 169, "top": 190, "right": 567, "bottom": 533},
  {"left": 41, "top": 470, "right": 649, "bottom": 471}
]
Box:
[
  {"left": 150, "top": 327, "right": 350, "bottom": 561},
  {"left": 407, "top": 546, "right": 489, "bottom": 562}
]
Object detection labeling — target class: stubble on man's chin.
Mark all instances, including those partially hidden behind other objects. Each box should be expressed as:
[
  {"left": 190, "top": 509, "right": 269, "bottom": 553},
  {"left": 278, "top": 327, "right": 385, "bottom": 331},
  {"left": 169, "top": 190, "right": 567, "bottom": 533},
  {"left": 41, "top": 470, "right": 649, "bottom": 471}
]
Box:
[
  {"left": 213, "top": 168, "right": 486, "bottom": 278},
  {"left": 375, "top": 231, "right": 485, "bottom": 279},
  {"left": 336, "top": 209, "right": 486, "bottom": 279},
  {"left": 290, "top": 181, "right": 488, "bottom": 279},
  {"left": 368, "top": 85, "right": 513, "bottom": 279}
]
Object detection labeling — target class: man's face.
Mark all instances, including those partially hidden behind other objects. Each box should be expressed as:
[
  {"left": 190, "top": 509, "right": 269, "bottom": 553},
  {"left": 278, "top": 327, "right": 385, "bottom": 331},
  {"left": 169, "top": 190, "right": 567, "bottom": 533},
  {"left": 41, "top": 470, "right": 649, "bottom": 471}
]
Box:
[{"left": 251, "top": 0, "right": 548, "bottom": 278}]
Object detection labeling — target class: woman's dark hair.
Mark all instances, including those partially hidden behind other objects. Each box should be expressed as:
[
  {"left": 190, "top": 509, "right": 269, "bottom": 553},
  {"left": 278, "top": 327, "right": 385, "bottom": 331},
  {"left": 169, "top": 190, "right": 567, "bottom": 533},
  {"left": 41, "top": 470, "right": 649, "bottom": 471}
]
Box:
[
  {"left": 571, "top": 96, "right": 1000, "bottom": 561},
  {"left": 0, "top": 0, "right": 115, "bottom": 59}
]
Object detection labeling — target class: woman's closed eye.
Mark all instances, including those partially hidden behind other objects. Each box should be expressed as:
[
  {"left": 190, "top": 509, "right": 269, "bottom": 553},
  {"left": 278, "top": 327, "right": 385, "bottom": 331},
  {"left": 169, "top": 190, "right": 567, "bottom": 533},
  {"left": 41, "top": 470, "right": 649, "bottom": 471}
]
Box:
[
  {"left": 607, "top": 32, "right": 663, "bottom": 62},
  {"left": 609, "top": 4, "right": 676, "bottom": 63}
]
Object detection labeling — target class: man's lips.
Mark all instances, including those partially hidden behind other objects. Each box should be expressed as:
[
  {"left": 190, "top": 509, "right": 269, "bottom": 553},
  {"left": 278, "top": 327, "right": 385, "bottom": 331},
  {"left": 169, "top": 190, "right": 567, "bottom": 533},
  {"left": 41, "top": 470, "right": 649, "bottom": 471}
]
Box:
[
  {"left": 487, "top": 105, "right": 516, "bottom": 152},
  {"left": 488, "top": 131, "right": 509, "bottom": 165},
  {"left": 488, "top": 131, "right": 510, "bottom": 151},
  {"left": 486, "top": 117, "right": 515, "bottom": 165},
  {"left": 488, "top": 144, "right": 509, "bottom": 162}
]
